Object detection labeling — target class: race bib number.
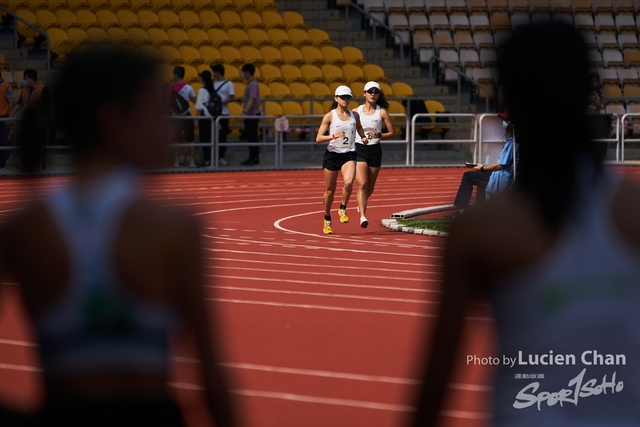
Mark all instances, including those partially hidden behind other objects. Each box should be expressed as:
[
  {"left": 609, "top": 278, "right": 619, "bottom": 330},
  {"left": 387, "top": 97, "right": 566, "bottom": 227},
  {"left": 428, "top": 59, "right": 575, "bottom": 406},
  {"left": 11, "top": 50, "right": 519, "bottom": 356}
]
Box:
[
  {"left": 340, "top": 130, "right": 355, "bottom": 149},
  {"left": 363, "top": 127, "right": 379, "bottom": 144}
]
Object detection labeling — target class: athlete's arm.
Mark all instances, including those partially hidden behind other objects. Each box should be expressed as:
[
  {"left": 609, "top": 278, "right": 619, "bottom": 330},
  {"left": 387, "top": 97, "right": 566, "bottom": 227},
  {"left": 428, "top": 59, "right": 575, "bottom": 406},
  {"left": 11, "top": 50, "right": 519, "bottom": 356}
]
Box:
[
  {"left": 380, "top": 108, "right": 395, "bottom": 139},
  {"left": 316, "top": 112, "right": 340, "bottom": 143},
  {"left": 353, "top": 111, "right": 368, "bottom": 145}
]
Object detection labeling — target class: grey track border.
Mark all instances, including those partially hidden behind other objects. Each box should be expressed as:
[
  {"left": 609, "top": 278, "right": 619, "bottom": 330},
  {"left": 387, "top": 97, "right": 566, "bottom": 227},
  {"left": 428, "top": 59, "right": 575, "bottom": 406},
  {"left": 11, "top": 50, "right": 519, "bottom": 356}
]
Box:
[{"left": 381, "top": 204, "right": 456, "bottom": 237}]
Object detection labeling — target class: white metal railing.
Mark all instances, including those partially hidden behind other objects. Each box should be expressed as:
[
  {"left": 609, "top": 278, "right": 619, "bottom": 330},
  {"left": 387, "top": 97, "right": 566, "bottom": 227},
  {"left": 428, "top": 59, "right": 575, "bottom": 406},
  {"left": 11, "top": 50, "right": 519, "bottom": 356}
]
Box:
[{"left": 410, "top": 113, "right": 477, "bottom": 165}]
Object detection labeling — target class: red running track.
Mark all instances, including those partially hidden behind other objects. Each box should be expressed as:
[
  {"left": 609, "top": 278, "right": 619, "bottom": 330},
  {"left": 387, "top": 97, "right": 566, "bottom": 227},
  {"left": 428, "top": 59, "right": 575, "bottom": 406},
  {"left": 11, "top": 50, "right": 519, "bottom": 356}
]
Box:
[{"left": 1, "top": 167, "right": 639, "bottom": 427}]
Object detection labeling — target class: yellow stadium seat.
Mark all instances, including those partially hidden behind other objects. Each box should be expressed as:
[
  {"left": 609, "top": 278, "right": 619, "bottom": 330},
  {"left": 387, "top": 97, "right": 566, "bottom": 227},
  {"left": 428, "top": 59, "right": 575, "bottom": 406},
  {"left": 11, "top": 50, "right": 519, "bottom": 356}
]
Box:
[
  {"left": 253, "top": 0, "right": 277, "bottom": 12},
  {"left": 259, "top": 64, "right": 284, "bottom": 83},
  {"left": 171, "top": 0, "right": 194, "bottom": 11},
  {"left": 379, "top": 82, "right": 392, "bottom": 95},
  {"left": 301, "top": 100, "right": 324, "bottom": 116},
  {"left": 239, "top": 45, "right": 264, "bottom": 66},
  {"left": 219, "top": 45, "right": 245, "bottom": 67},
  {"left": 227, "top": 28, "right": 252, "bottom": 48},
  {"left": 137, "top": 10, "right": 161, "bottom": 29},
  {"left": 129, "top": 0, "right": 153, "bottom": 11},
  {"left": 219, "top": 10, "right": 244, "bottom": 30},
  {"left": 35, "top": 10, "right": 60, "bottom": 30},
  {"left": 268, "top": 81, "right": 291, "bottom": 98},
  {"left": 259, "top": 45, "right": 284, "bottom": 66},
  {"left": 126, "top": 27, "right": 152, "bottom": 44},
  {"left": 267, "top": 28, "right": 291, "bottom": 47},
  {"left": 147, "top": 27, "right": 171, "bottom": 46},
  {"left": 77, "top": 10, "right": 102, "bottom": 29},
  {"left": 246, "top": 28, "right": 271, "bottom": 47},
  {"left": 281, "top": 11, "right": 305, "bottom": 30},
  {"left": 199, "top": 45, "right": 221, "bottom": 62},
  {"left": 191, "top": 0, "right": 215, "bottom": 12},
  {"left": 233, "top": 0, "right": 256, "bottom": 12},
  {"left": 282, "top": 100, "right": 305, "bottom": 127},
  {"left": 300, "top": 64, "right": 324, "bottom": 83},
  {"left": 342, "top": 64, "right": 367, "bottom": 85},
  {"left": 362, "top": 63, "right": 387, "bottom": 83},
  {"left": 341, "top": 46, "right": 366, "bottom": 66},
  {"left": 178, "top": 10, "right": 202, "bottom": 29},
  {"left": 16, "top": 10, "right": 39, "bottom": 45},
  {"left": 186, "top": 28, "right": 211, "bottom": 47},
  {"left": 159, "top": 44, "right": 182, "bottom": 65},
  {"left": 95, "top": 10, "right": 118, "bottom": 29},
  {"left": 183, "top": 64, "right": 199, "bottom": 83},
  {"left": 158, "top": 62, "right": 174, "bottom": 82},
  {"left": 300, "top": 45, "right": 325, "bottom": 67},
  {"left": 46, "top": 0, "right": 69, "bottom": 11},
  {"left": 47, "top": 27, "right": 73, "bottom": 60},
  {"left": 224, "top": 65, "right": 242, "bottom": 81},
  {"left": 167, "top": 27, "right": 191, "bottom": 47},
  {"left": 321, "top": 64, "right": 345, "bottom": 84},
  {"left": 264, "top": 101, "right": 283, "bottom": 125},
  {"left": 280, "top": 64, "right": 305, "bottom": 83},
  {"left": 66, "top": 0, "right": 89, "bottom": 11},
  {"left": 350, "top": 81, "right": 365, "bottom": 97},
  {"left": 86, "top": 26, "right": 109, "bottom": 40},
  {"left": 391, "top": 81, "right": 414, "bottom": 97},
  {"left": 321, "top": 100, "right": 334, "bottom": 112},
  {"left": 116, "top": 10, "right": 141, "bottom": 29},
  {"left": 240, "top": 10, "right": 264, "bottom": 29},
  {"left": 85, "top": 0, "right": 108, "bottom": 10},
  {"left": 289, "top": 81, "right": 311, "bottom": 98},
  {"left": 212, "top": 0, "right": 234, "bottom": 12},
  {"left": 227, "top": 101, "right": 243, "bottom": 135},
  {"left": 261, "top": 10, "right": 285, "bottom": 30},
  {"left": 279, "top": 45, "right": 305, "bottom": 66},
  {"left": 66, "top": 26, "right": 89, "bottom": 48},
  {"left": 158, "top": 10, "right": 181, "bottom": 29},
  {"left": 321, "top": 45, "right": 346, "bottom": 67},
  {"left": 387, "top": 100, "right": 406, "bottom": 127},
  {"left": 23, "top": 0, "right": 49, "bottom": 11},
  {"left": 179, "top": 45, "right": 203, "bottom": 65},
  {"left": 199, "top": 10, "right": 222, "bottom": 29},
  {"left": 56, "top": 9, "right": 81, "bottom": 29},
  {"left": 287, "top": 28, "right": 312, "bottom": 48},
  {"left": 109, "top": 0, "right": 131, "bottom": 11},
  {"left": 307, "top": 28, "right": 332, "bottom": 48},
  {"left": 106, "top": 26, "right": 130, "bottom": 42},
  {"left": 256, "top": 81, "right": 268, "bottom": 96},
  {"left": 150, "top": 0, "right": 173, "bottom": 11},
  {"left": 206, "top": 28, "right": 233, "bottom": 47}
]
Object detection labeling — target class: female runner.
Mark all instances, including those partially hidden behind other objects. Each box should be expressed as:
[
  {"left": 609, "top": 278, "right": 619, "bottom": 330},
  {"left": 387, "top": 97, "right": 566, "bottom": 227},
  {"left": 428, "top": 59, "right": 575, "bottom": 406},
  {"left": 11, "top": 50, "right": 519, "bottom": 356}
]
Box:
[
  {"left": 0, "top": 47, "right": 237, "bottom": 427},
  {"left": 316, "top": 86, "right": 368, "bottom": 234},
  {"left": 352, "top": 81, "right": 394, "bottom": 227}
]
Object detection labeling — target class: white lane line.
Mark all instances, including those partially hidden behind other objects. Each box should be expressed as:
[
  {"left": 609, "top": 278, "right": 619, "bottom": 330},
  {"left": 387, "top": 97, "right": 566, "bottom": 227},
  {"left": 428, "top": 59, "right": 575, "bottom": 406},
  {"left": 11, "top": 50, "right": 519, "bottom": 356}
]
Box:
[
  {"left": 213, "top": 286, "right": 435, "bottom": 304},
  {"left": 205, "top": 274, "right": 440, "bottom": 293},
  {"left": 203, "top": 235, "right": 440, "bottom": 259},
  {"left": 230, "top": 389, "right": 416, "bottom": 412},
  {"left": 0, "top": 363, "right": 42, "bottom": 372},
  {"left": 208, "top": 265, "right": 431, "bottom": 283},
  {"left": 0, "top": 338, "right": 38, "bottom": 347},
  {"left": 207, "top": 248, "right": 440, "bottom": 268},
  {"left": 440, "top": 410, "right": 492, "bottom": 419},
  {"left": 219, "top": 362, "right": 421, "bottom": 385},
  {"left": 207, "top": 297, "right": 436, "bottom": 318},
  {"left": 210, "top": 256, "right": 440, "bottom": 275}
]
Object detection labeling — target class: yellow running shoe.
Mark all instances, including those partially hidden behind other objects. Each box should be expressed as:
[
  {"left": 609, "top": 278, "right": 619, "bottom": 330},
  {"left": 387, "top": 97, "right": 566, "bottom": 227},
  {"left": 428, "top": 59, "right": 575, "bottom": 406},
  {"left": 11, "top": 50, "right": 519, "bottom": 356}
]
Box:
[
  {"left": 323, "top": 218, "right": 333, "bottom": 234},
  {"left": 338, "top": 208, "right": 349, "bottom": 223}
]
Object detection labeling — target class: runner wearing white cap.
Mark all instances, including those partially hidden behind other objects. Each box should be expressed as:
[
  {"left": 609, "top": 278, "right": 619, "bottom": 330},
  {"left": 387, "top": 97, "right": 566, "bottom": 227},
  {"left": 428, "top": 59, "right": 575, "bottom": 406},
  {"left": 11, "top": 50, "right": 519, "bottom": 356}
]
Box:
[
  {"left": 352, "top": 81, "right": 394, "bottom": 228},
  {"left": 316, "top": 86, "right": 368, "bottom": 235}
]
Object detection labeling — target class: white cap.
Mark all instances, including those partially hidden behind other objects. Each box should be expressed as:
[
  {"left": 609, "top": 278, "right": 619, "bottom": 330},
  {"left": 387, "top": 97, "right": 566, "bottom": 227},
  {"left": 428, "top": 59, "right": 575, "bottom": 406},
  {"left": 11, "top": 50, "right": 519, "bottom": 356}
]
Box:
[
  {"left": 364, "top": 81, "right": 380, "bottom": 92},
  {"left": 334, "top": 85, "right": 352, "bottom": 96}
]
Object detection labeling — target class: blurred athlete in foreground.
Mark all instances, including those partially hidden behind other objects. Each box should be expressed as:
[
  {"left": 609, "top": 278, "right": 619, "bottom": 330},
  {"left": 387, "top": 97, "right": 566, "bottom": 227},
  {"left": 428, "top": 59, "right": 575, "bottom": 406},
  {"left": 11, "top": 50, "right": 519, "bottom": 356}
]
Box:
[
  {"left": 413, "top": 23, "right": 640, "bottom": 426},
  {"left": 0, "top": 46, "right": 237, "bottom": 427}
]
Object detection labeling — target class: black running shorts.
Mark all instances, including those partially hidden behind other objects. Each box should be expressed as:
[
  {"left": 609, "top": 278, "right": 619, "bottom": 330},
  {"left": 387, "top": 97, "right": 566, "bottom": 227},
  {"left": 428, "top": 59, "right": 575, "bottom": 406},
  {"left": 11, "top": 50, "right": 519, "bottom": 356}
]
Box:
[
  {"left": 323, "top": 150, "right": 357, "bottom": 171},
  {"left": 356, "top": 143, "right": 382, "bottom": 167}
]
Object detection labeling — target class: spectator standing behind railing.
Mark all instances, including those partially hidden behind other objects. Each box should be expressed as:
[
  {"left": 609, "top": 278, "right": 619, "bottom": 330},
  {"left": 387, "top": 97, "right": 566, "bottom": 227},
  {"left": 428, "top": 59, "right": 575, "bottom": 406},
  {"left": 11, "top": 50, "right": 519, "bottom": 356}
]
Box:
[
  {"left": 211, "top": 63, "right": 235, "bottom": 167},
  {"left": 352, "top": 81, "right": 395, "bottom": 228},
  {"left": 238, "top": 63, "right": 261, "bottom": 166},
  {"left": 166, "top": 66, "right": 197, "bottom": 168},
  {"left": 0, "top": 46, "right": 238, "bottom": 427},
  {"left": 412, "top": 23, "right": 640, "bottom": 427},
  {"left": 447, "top": 110, "right": 518, "bottom": 218},
  {"left": 0, "top": 74, "right": 13, "bottom": 169}
]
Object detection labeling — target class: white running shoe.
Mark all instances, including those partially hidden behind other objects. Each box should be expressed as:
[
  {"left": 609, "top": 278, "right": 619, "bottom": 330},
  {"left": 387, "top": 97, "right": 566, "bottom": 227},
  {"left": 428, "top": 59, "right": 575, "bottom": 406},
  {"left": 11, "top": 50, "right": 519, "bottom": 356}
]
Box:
[
  {"left": 219, "top": 158, "right": 229, "bottom": 166},
  {"left": 360, "top": 217, "right": 369, "bottom": 228},
  {"left": 189, "top": 160, "right": 197, "bottom": 168},
  {"left": 174, "top": 160, "right": 180, "bottom": 168}
]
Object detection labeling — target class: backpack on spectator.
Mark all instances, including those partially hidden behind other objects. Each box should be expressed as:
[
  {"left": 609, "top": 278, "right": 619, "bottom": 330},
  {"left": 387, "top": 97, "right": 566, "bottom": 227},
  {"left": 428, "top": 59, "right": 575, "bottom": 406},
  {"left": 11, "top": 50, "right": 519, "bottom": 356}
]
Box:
[
  {"left": 170, "top": 88, "right": 190, "bottom": 115},
  {"left": 204, "top": 80, "right": 229, "bottom": 117}
]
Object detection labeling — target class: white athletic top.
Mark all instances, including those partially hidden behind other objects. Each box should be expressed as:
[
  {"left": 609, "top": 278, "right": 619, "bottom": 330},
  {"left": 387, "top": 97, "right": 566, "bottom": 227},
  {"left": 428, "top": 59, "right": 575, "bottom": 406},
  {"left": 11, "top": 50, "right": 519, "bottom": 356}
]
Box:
[
  {"left": 34, "top": 167, "right": 179, "bottom": 375},
  {"left": 355, "top": 104, "right": 382, "bottom": 145},
  {"left": 327, "top": 109, "right": 357, "bottom": 153},
  {"left": 490, "top": 173, "right": 640, "bottom": 426}
]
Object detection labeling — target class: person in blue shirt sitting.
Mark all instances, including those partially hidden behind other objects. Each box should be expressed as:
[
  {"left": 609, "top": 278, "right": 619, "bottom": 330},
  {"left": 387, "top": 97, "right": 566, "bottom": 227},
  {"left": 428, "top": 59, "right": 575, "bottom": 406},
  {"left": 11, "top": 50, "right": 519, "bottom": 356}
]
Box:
[{"left": 448, "top": 110, "right": 519, "bottom": 217}]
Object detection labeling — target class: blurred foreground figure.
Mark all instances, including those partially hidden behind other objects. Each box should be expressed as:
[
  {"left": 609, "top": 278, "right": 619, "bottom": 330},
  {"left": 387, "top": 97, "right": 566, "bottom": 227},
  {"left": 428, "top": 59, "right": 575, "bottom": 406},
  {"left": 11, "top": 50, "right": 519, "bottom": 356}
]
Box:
[
  {"left": 0, "top": 47, "right": 237, "bottom": 427},
  {"left": 413, "top": 23, "right": 640, "bottom": 426}
]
